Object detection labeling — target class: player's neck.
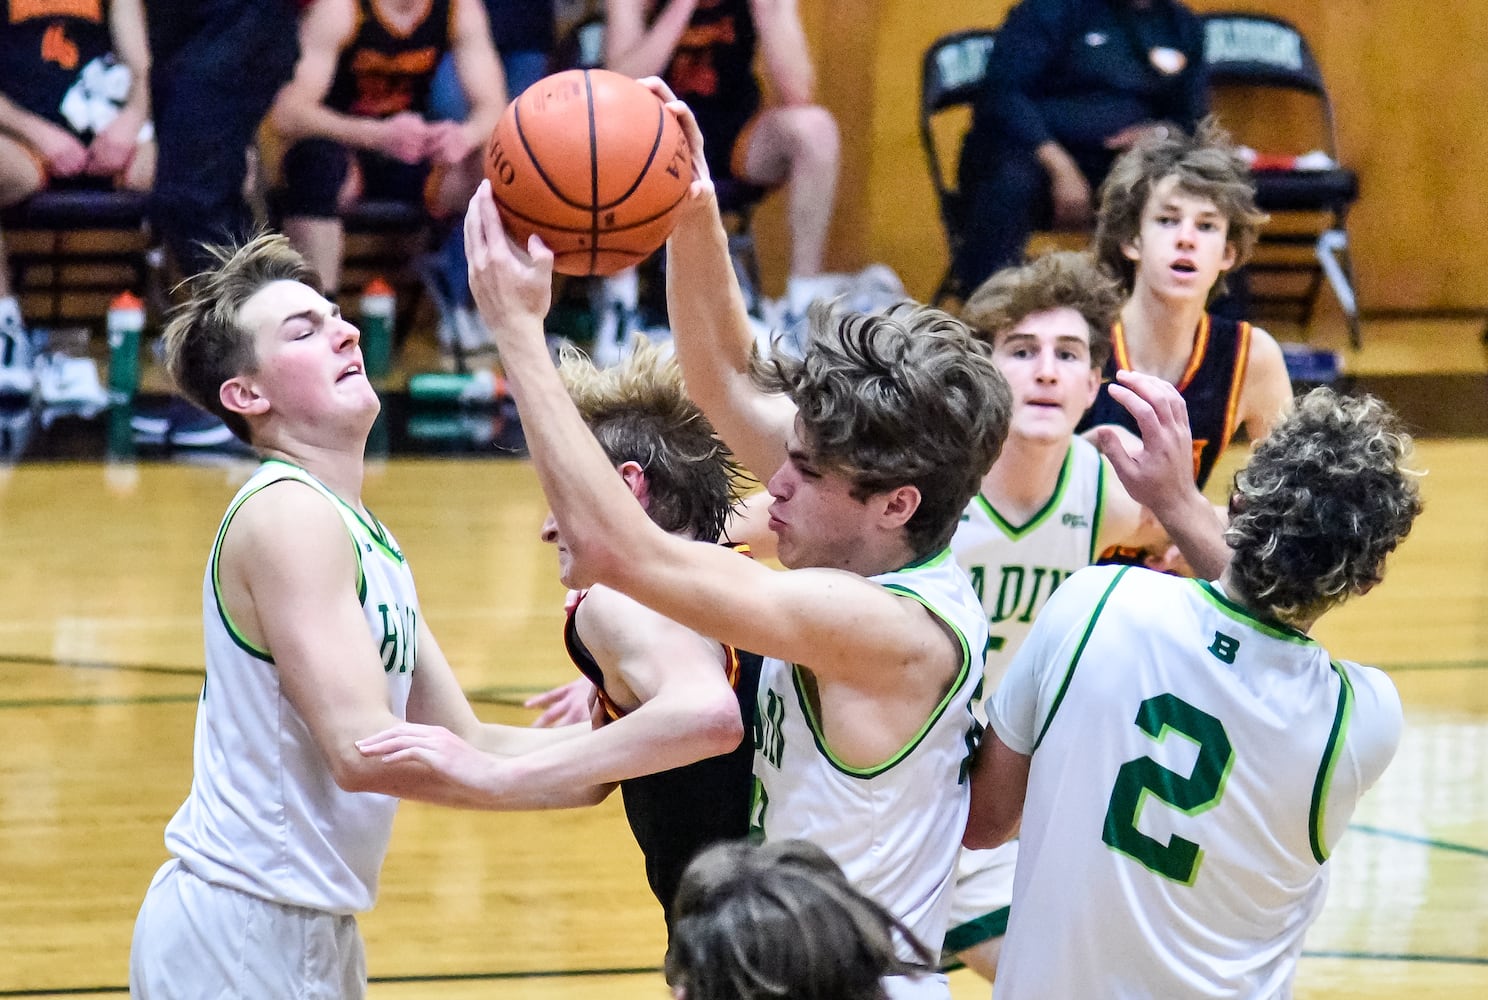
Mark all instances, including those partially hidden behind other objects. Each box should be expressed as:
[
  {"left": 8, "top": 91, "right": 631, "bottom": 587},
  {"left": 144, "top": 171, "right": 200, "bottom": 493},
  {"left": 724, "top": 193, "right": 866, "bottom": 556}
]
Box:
[
  {"left": 1120, "top": 286, "right": 1209, "bottom": 383},
  {"left": 1216, "top": 567, "right": 1321, "bottom": 634},
  {"left": 259, "top": 440, "right": 367, "bottom": 511},
  {"left": 981, "top": 434, "right": 1068, "bottom": 520}
]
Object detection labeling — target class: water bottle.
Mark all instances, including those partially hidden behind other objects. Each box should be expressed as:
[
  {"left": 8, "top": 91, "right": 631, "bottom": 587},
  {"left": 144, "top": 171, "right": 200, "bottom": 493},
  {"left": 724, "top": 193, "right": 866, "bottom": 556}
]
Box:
[
  {"left": 358, "top": 277, "right": 395, "bottom": 380},
  {"left": 406, "top": 368, "right": 507, "bottom": 405},
  {"left": 106, "top": 291, "right": 145, "bottom": 401}
]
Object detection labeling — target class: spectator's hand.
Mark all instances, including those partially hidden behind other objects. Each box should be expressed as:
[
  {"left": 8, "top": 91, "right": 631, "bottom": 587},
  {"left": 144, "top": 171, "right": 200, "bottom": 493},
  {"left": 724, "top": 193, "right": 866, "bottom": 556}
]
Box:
[
  {"left": 376, "top": 111, "right": 435, "bottom": 164},
  {"left": 428, "top": 120, "right": 479, "bottom": 166},
  {"left": 85, "top": 115, "right": 140, "bottom": 177},
  {"left": 32, "top": 121, "right": 89, "bottom": 178},
  {"left": 1048, "top": 161, "right": 1093, "bottom": 228},
  {"left": 1104, "top": 122, "right": 1170, "bottom": 152},
  {"left": 636, "top": 76, "right": 716, "bottom": 216},
  {"left": 464, "top": 179, "right": 554, "bottom": 338},
  {"left": 524, "top": 676, "right": 598, "bottom": 728}
]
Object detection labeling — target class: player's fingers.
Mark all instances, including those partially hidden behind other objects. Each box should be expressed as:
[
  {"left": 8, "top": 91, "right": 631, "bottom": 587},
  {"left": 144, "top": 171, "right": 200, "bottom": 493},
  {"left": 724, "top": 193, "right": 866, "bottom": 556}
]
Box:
[
  {"left": 1107, "top": 380, "right": 1163, "bottom": 442},
  {"left": 639, "top": 76, "right": 679, "bottom": 105},
  {"left": 523, "top": 688, "right": 560, "bottom": 709},
  {"left": 1092, "top": 425, "right": 1137, "bottom": 479},
  {"left": 464, "top": 182, "right": 489, "bottom": 263}
]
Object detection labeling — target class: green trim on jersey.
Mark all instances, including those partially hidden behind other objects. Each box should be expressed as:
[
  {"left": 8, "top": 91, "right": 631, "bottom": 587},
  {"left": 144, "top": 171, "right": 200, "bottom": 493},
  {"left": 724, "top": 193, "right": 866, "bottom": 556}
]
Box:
[
  {"left": 210, "top": 463, "right": 375, "bottom": 663},
  {"left": 1033, "top": 567, "right": 1129, "bottom": 751},
  {"left": 791, "top": 584, "right": 974, "bottom": 779},
  {"left": 897, "top": 546, "right": 954, "bottom": 573},
  {"left": 1309, "top": 660, "right": 1356, "bottom": 863},
  {"left": 974, "top": 445, "right": 1074, "bottom": 540},
  {"left": 1193, "top": 580, "right": 1317, "bottom": 645},
  {"left": 1089, "top": 456, "right": 1109, "bottom": 564},
  {"left": 941, "top": 905, "right": 1010, "bottom": 956}
]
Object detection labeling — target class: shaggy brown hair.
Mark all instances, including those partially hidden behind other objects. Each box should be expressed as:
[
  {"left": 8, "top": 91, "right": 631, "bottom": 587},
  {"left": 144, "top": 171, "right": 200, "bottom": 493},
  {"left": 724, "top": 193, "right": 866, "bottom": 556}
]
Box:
[
  {"left": 961, "top": 251, "right": 1123, "bottom": 368},
  {"left": 1094, "top": 117, "right": 1268, "bottom": 296},
  {"left": 751, "top": 301, "right": 1011, "bottom": 557}
]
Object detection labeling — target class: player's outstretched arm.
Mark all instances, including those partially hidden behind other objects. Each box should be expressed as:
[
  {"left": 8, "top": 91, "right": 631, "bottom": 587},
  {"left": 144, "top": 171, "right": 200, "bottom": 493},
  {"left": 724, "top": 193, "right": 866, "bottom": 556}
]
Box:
[
  {"left": 1091, "top": 370, "right": 1231, "bottom": 580},
  {"left": 466, "top": 183, "right": 955, "bottom": 716},
  {"left": 358, "top": 588, "right": 742, "bottom": 809},
  {"left": 653, "top": 84, "right": 797, "bottom": 481}
]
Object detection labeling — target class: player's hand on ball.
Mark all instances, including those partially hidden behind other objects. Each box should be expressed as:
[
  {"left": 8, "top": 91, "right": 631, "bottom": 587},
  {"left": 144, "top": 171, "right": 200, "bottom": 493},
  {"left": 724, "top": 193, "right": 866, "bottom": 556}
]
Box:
[
  {"left": 636, "top": 76, "right": 715, "bottom": 207},
  {"left": 465, "top": 180, "right": 554, "bottom": 339}
]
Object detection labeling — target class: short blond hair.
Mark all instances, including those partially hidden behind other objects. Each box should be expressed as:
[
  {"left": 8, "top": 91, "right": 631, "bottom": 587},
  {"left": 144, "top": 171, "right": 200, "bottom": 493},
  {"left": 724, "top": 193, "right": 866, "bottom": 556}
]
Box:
[{"left": 163, "top": 232, "right": 320, "bottom": 443}]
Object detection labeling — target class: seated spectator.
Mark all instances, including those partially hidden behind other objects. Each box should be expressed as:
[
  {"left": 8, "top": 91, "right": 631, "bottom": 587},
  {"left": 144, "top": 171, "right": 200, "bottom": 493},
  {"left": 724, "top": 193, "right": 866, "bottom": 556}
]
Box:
[
  {"left": 0, "top": 0, "right": 153, "bottom": 397},
  {"left": 269, "top": 0, "right": 506, "bottom": 356},
  {"left": 666, "top": 839, "right": 936, "bottom": 1000},
  {"left": 953, "top": 0, "right": 1206, "bottom": 296},
  {"left": 595, "top": 0, "right": 842, "bottom": 358}
]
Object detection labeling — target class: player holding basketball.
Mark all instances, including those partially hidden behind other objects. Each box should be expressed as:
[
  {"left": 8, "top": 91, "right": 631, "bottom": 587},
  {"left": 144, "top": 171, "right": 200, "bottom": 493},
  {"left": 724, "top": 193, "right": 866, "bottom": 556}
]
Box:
[
  {"left": 458, "top": 81, "right": 1008, "bottom": 997},
  {"left": 359, "top": 336, "right": 764, "bottom": 928},
  {"left": 269, "top": 0, "right": 505, "bottom": 340},
  {"left": 592, "top": 0, "right": 841, "bottom": 358},
  {"left": 1078, "top": 119, "right": 1293, "bottom": 567},
  {"left": 966, "top": 385, "right": 1421, "bottom": 997},
  {"left": 128, "top": 232, "right": 602, "bottom": 999}
]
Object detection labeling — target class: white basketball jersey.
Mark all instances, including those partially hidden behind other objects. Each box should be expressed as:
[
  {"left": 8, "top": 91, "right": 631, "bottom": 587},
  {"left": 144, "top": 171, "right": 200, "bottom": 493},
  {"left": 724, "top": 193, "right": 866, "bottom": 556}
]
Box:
[
  {"left": 988, "top": 566, "right": 1403, "bottom": 999},
  {"left": 953, "top": 438, "right": 1106, "bottom": 689},
  {"left": 749, "top": 549, "right": 987, "bottom": 963},
  {"left": 164, "top": 460, "right": 419, "bottom": 914}
]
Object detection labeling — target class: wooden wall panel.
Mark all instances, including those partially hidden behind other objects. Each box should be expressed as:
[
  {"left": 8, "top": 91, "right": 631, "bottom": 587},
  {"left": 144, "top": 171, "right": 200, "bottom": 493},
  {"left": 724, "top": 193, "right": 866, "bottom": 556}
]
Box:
[{"left": 765, "top": 0, "right": 1488, "bottom": 313}]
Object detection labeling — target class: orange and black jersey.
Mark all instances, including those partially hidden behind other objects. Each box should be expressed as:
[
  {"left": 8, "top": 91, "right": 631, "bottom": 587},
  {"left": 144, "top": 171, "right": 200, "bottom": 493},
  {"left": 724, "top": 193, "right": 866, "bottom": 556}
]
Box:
[
  {"left": 661, "top": 0, "right": 760, "bottom": 129},
  {"left": 1079, "top": 312, "right": 1252, "bottom": 491},
  {"left": 563, "top": 589, "right": 761, "bottom": 923},
  {"left": 2, "top": 0, "right": 113, "bottom": 132},
  {"left": 327, "top": 0, "right": 453, "bottom": 119}
]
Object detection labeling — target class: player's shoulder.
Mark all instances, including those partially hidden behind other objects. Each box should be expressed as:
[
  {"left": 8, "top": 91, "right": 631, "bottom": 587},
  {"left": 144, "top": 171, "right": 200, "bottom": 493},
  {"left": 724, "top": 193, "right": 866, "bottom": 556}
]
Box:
[{"left": 1333, "top": 657, "right": 1405, "bottom": 780}]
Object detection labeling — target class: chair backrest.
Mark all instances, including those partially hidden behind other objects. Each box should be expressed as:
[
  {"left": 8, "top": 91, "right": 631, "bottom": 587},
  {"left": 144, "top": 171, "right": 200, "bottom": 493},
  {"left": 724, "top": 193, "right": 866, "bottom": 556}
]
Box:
[
  {"left": 1202, "top": 13, "right": 1325, "bottom": 94},
  {"left": 1201, "top": 12, "right": 1341, "bottom": 157},
  {"left": 919, "top": 29, "right": 996, "bottom": 215}
]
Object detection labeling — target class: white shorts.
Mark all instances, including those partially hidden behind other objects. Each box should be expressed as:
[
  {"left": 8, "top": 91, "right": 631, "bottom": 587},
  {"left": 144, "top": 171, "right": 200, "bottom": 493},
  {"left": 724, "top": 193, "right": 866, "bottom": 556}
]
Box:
[
  {"left": 883, "top": 971, "right": 950, "bottom": 999},
  {"left": 941, "top": 840, "right": 1018, "bottom": 959},
  {"left": 130, "top": 859, "right": 366, "bottom": 999}
]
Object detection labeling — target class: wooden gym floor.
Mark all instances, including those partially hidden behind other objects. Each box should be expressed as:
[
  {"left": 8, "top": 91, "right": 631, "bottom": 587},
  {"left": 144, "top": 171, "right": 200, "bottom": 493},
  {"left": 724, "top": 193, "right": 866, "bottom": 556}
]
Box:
[{"left": 0, "top": 314, "right": 1484, "bottom": 998}]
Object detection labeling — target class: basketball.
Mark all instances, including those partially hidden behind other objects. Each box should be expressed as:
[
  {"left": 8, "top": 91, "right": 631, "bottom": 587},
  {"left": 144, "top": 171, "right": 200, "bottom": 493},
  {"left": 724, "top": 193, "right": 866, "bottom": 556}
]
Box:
[{"left": 484, "top": 69, "right": 693, "bottom": 276}]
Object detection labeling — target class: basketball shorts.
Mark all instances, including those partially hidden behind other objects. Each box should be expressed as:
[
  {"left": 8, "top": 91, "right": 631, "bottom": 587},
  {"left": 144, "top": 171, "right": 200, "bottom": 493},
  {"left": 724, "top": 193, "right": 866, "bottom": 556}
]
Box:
[
  {"left": 129, "top": 859, "right": 366, "bottom": 1000},
  {"left": 941, "top": 840, "right": 1018, "bottom": 959}
]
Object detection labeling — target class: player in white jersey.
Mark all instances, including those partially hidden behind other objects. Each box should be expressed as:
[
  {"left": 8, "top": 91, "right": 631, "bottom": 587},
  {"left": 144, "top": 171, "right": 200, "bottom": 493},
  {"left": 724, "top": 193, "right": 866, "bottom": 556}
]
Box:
[
  {"left": 129, "top": 234, "right": 599, "bottom": 999},
  {"left": 459, "top": 79, "right": 1010, "bottom": 998},
  {"left": 967, "top": 386, "right": 1422, "bottom": 998},
  {"left": 944, "top": 251, "right": 1233, "bottom": 979}
]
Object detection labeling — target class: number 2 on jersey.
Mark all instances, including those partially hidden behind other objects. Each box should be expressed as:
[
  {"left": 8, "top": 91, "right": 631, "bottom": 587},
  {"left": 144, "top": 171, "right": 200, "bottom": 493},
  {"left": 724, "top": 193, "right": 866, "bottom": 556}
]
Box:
[{"left": 1102, "top": 693, "right": 1234, "bottom": 885}]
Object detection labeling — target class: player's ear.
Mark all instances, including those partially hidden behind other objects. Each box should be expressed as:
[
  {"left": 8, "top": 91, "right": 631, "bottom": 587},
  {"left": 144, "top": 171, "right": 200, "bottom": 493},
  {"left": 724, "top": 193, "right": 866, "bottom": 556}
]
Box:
[
  {"left": 1122, "top": 236, "right": 1142, "bottom": 262},
  {"left": 879, "top": 484, "right": 921, "bottom": 529},
  {"left": 618, "top": 460, "right": 651, "bottom": 511},
  {"left": 220, "top": 376, "right": 268, "bottom": 418}
]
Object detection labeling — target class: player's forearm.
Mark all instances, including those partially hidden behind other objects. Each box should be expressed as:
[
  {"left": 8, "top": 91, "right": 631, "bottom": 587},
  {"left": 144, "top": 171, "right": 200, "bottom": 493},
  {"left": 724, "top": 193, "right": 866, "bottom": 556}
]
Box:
[
  {"left": 471, "top": 718, "right": 590, "bottom": 756},
  {"left": 0, "top": 96, "right": 55, "bottom": 145},
  {"left": 272, "top": 98, "right": 384, "bottom": 151},
  {"left": 753, "top": 0, "right": 815, "bottom": 104},
  {"left": 607, "top": 0, "right": 699, "bottom": 79},
  {"left": 1153, "top": 492, "right": 1231, "bottom": 582}
]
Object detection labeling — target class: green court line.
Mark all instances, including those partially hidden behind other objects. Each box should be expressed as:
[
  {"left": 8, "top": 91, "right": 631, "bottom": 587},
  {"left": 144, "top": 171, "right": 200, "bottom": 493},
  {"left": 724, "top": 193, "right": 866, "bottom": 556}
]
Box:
[
  {"left": 1302, "top": 950, "right": 1488, "bottom": 966},
  {"left": 0, "top": 694, "right": 199, "bottom": 710},
  {"left": 0, "top": 653, "right": 203, "bottom": 677},
  {"left": 1351, "top": 823, "right": 1488, "bottom": 858}
]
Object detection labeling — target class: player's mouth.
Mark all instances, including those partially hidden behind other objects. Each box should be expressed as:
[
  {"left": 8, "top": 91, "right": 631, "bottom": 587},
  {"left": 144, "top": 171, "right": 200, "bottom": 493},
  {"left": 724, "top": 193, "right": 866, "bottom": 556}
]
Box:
[
  {"left": 1171, "top": 258, "right": 1198, "bottom": 274},
  {"left": 336, "top": 362, "right": 364, "bottom": 382}
]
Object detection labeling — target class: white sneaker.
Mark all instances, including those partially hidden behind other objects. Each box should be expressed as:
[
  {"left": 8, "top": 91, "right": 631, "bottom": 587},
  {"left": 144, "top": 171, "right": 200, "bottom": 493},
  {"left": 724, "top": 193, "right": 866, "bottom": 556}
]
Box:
[
  {"left": 0, "top": 325, "right": 36, "bottom": 399},
  {"left": 35, "top": 353, "right": 109, "bottom": 412}
]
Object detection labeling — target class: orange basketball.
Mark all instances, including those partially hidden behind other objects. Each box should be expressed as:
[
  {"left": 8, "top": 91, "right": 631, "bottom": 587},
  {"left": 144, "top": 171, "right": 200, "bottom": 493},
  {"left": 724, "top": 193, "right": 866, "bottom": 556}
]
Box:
[{"left": 484, "top": 69, "right": 693, "bottom": 276}]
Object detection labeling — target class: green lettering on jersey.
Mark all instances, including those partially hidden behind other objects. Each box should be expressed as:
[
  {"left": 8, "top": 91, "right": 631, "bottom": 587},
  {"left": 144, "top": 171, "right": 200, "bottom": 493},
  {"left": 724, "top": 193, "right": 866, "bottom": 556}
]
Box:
[
  {"left": 754, "top": 688, "right": 786, "bottom": 769},
  {"left": 1102, "top": 693, "right": 1234, "bottom": 885},
  {"left": 377, "top": 603, "right": 418, "bottom": 674},
  {"left": 1208, "top": 631, "right": 1240, "bottom": 664}
]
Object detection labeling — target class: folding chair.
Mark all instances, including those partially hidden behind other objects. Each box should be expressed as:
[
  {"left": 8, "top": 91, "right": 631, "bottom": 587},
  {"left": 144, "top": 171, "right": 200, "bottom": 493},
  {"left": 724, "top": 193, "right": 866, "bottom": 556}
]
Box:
[
  {"left": 919, "top": 29, "right": 997, "bottom": 306},
  {"left": 1202, "top": 12, "right": 1363, "bottom": 347},
  {"left": 2, "top": 189, "right": 163, "bottom": 329}
]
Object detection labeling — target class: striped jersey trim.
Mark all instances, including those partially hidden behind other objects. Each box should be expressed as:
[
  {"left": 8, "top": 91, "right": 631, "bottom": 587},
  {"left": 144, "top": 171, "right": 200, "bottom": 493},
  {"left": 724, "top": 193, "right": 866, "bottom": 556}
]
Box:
[
  {"left": 791, "top": 584, "right": 974, "bottom": 778},
  {"left": 1219, "top": 320, "right": 1253, "bottom": 451},
  {"left": 975, "top": 444, "right": 1075, "bottom": 539},
  {"left": 1193, "top": 580, "right": 1316, "bottom": 645},
  {"left": 1309, "top": 660, "right": 1356, "bottom": 863},
  {"left": 1033, "top": 567, "right": 1129, "bottom": 751}
]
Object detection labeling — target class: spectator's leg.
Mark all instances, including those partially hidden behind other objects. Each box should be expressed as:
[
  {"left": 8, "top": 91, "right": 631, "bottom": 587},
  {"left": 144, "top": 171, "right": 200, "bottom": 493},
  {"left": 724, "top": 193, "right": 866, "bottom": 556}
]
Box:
[
  {"left": 280, "top": 140, "right": 354, "bottom": 298},
  {"left": 952, "top": 150, "right": 1049, "bottom": 294},
  {"left": 0, "top": 135, "right": 47, "bottom": 328},
  {"left": 735, "top": 105, "right": 840, "bottom": 280}
]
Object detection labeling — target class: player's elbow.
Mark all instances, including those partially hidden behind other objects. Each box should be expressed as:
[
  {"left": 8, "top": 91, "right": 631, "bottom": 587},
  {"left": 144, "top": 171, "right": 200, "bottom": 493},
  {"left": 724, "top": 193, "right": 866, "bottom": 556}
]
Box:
[
  {"left": 327, "top": 751, "right": 386, "bottom": 795},
  {"left": 696, "top": 698, "right": 746, "bottom": 759},
  {"left": 963, "top": 806, "right": 1019, "bottom": 851}
]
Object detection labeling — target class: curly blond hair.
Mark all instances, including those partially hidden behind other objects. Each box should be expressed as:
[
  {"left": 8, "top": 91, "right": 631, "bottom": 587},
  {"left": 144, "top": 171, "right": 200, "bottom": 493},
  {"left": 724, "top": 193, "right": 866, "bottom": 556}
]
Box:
[
  {"left": 558, "top": 336, "right": 744, "bottom": 542},
  {"left": 1225, "top": 388, "right": 1422, "bottom": 627},
  {"left": 961, "top": 251, "right": 1123, "bottom": 368}
]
